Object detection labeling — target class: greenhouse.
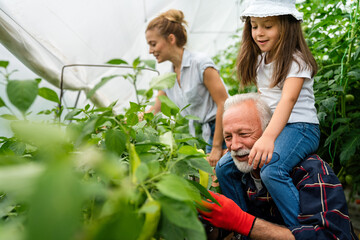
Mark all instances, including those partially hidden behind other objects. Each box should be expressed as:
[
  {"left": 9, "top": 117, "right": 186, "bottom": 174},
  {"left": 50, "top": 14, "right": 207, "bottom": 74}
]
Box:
[{"left": 0, "top": 0, "right": 359, "bottom": 239}]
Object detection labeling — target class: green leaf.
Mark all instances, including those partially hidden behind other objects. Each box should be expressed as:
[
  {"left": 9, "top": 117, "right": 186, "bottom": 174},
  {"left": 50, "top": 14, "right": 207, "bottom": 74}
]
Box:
[
  {"left": 125, "top": 112, "right": 139, "bottom": 126},
  {"left": 353, "top": 46, "right": 360, "bottom": 61},
  {"left": 6, "top": 80, "right": 38, "bottom": 113},
  {"left": 188, "top": 180, "right": 219, "bottom": 206},
  {"left": 0, "top": 163, "right": 44, "bottom": 200},
  {"left": 0, "top": 60, "right": 9, "bottom": 69},
  {"left": 145, "top": 88, "right": 154, "bottom": 99},
  {"left": 156, "top": 174, "right": 200, "bottom": 202},
  {"left": 106, "top": 59, "right": 128, "bottom": 65},
  {"left": 136, "top": 89, "right": 146, "bottom": 96},
  {"left": 188, "top": 157, "right": 213, "bottom": 174},
  {"left": 105, "top": 129, "right": 127, "bottom": 156},
  {"left": 35, "top": 78, "right": 42, "bottom": 84},
  {"left": 133, "top": 57, "right": 141, "bottom": 69},
  {"left": 0, "top": 114, "right": 18, "bottom": 120},
  {"left": 142, "top": 59, "right": 156, "bottom": 69},
  {"left": 324, "top": 125, "right": 349, "bottom": 147},
  {"left": 135, "top": 162, "right": 149, "bottom": 183},
  {"left": 340, "top": 133, "right": 360, "bottom": 165},
  {"left": 64, "top": 109, "right": 82, "bottom": 120},
  {"left": 158, "top": 211, "right": 187, "bottom": 240},
  {"left": 348, "top": 71, "right": 360, "bottom": 79},
  {"left": 86, "top": 75, "right": 120, "bottom": 98},
  {"left": 159, "top": 131, "right": 174, "bottom": 151},
  {"left": 158, "top": 95, "right": 179, "bottom": 117},
  {"left": 27, "top": 161, "right": 83, "bottom": 240},
  {"left": 0, "top": 97, "right": 6, "bottom": 108},
  {"left": 184, "top": 114, "right": 201, "bottom": 121},
  {"left": 38, "top": 87, "right": 60, "bottom": 103},
  {"left": 127, "top": 101, "right": 141, "bottom": 114},
  {"left": 8, "top": 141, "right": 27, "bottom": 155},
  {"left": 323, "top": 70, "right": 333, "bottom": 78},
  {"left": 150, "top": 72, "right": 176, "bottom": 90},
  {"left": 159, "top": 197, "right": 203, "bottom": 231},
  {"left": 178, "top": 145, "right": 199, "bottom": 155},
  {"left": 320, "top": 97, "right": 337, "bottom": 111},
  {"left": 92, "top": 200, "right": 142, "bottom": 240}
]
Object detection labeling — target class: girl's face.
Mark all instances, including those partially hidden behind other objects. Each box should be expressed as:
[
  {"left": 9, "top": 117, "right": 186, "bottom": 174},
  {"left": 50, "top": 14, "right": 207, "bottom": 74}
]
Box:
[
  {"left": 250, "top": 16, "right": 280, "bottom": 54},
  {"left": 145, "top": 29, "right": 173, "bottom": 63}
]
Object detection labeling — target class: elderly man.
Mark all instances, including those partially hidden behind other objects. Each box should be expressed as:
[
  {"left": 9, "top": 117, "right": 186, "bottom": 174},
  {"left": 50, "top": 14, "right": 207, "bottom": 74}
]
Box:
[{"left": 198, "top": 93, "right": 358, "bottom": 240}]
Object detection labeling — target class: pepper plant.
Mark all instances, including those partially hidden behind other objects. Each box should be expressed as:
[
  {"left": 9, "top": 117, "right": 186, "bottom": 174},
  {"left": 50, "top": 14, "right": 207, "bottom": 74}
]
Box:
[{"left": 0, "top": 59, "right": 215, "bottom": 240}]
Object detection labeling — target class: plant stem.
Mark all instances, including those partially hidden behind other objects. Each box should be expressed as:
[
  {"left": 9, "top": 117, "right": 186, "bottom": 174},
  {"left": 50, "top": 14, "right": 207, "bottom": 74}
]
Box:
[
  {"left": 341, "top": 0, "right": 359, "bottom": 118},
  {"left": 141, "top": 183, "right": 153, "bottom": 201}
]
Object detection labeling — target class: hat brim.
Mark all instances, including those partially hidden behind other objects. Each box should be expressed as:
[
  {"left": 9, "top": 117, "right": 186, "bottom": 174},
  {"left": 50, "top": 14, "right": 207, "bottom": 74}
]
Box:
[{"left": 240, "top": 3, "right": 303, "bottom": 22}]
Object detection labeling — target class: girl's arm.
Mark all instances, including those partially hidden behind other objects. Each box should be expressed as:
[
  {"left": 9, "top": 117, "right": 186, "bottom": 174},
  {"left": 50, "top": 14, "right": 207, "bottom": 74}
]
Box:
[
  {"left": 248, "top": 77, "right": 304, "bottom": 169},
  {"left": 203, "top": 67, "right": 228, "bottom": 167}
]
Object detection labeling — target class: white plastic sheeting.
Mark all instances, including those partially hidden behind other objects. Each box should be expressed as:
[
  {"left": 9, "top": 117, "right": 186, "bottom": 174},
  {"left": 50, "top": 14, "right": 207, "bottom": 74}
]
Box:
[{"left": 0, "top": 0, "right": 244, "bottom": 135}]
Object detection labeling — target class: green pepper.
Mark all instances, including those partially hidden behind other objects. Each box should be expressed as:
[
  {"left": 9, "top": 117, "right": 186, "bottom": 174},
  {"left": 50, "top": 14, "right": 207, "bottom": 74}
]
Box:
[
  {"left": 199, "top": 169, "right": 209, "bottom": 188},
  {"left": 129, "top": 143, "right": 141, "bottom": 184},
  {"left": 138, "top": 199, "right": 161, "bottom": 240},
  {"left": 345, "top": 94, "right": 355, "bottom": 102},
  {"left": 196, "top": 149, "right": 209, "bottom": 188}
]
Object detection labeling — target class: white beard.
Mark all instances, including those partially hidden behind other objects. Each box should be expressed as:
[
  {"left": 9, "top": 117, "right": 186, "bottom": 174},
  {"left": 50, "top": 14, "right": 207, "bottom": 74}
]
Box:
[{"left": 231, "top": 149, "right": 253, "bottom": 173}]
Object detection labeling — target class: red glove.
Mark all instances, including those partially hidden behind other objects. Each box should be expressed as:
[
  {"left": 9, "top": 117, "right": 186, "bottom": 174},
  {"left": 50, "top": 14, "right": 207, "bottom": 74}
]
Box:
[{"left": 197, "top": 191, "right": 256, "bottom": 237}]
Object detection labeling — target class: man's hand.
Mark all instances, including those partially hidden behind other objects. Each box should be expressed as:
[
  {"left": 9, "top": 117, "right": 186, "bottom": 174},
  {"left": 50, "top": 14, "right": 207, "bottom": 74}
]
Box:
[
  {"left": 248, "top": 135, "right": 274, "bottom": 169},
  {"left": 197, "top": 191, "right": 256, "bottom": 237}
]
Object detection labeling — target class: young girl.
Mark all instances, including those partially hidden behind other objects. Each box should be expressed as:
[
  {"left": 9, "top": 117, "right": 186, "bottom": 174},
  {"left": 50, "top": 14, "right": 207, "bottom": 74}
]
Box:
[
  {"left": 237, "top": 0, "right": 320, "bottom": 226},
  {"left": 145, "top": 9, "right": 228, "bottom": 166}
]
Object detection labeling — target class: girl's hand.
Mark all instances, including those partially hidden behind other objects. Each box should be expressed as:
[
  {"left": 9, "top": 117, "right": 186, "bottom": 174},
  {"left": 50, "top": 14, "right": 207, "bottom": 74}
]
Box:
[
  {"left": 248, "top": 135, "right": 274, "bottom": 169},
  {"left": 207, "top": 146, "right": 223, "bottom": 167}
]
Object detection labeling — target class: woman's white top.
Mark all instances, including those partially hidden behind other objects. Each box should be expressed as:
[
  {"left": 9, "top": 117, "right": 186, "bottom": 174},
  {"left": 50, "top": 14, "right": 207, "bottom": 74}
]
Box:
[
  {"left": 164, "top": 49, "right": 228, "bottom": 141},
  {"left": 257, "top": 53, "right": 319, "bottom": 124}
]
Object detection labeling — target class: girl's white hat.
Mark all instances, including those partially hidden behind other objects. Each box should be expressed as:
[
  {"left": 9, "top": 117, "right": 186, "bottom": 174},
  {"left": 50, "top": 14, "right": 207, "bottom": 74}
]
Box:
[{"left": 240, "top": 0, "right": 303, "bottom": 21}]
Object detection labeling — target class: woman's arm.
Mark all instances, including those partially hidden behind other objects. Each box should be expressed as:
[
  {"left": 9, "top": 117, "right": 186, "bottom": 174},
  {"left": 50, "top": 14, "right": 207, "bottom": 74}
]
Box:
[
  {"left": 203, "top": 67, "right": 228, "bottom": 166},
  {"left": 248, "top": 77, "right": 304, "bottom": 169},
  {"left": 146, "top": 90, "right": 167, "bottom": 114}
]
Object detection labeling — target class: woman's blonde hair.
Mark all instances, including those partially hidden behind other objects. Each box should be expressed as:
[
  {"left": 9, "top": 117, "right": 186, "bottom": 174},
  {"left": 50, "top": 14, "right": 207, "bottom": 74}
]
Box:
[
  {"left": 236, "top": 15, "right": 317, "bottom": 88},
  {"left": 146, "top": 9, "right": 188, "bottom": 48}
]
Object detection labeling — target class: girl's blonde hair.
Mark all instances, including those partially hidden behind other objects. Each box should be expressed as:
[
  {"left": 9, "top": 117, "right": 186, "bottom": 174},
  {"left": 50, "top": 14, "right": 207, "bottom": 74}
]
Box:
[
  {"left": 146, "top": 9, "right": 188, "bottom": 48},
  {"left": 236, "top": 15, "right": 317, "bottom": 88}
]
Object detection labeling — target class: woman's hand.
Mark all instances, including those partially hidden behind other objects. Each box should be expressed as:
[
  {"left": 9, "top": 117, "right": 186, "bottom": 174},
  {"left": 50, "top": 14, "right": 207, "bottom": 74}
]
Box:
[{"left": 207, "top": 146, "right": 223, "bottom": 167}]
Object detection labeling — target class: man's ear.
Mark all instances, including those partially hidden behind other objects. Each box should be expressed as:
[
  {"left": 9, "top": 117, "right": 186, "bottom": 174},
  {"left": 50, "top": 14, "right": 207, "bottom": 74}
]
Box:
[{"left": 167, "top": 34, "right": 176, "bottom": 45}]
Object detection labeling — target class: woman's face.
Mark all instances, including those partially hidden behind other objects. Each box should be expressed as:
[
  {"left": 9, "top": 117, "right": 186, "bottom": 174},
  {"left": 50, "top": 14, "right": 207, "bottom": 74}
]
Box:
[{"left": 145, "top": 29, "right": 172, "bottom": 63}]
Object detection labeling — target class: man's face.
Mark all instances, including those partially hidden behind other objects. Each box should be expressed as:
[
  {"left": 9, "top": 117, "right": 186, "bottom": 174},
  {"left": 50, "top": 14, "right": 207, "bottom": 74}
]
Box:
[{"left": 223, "top": 100, "right": 263, "bottom": 172}]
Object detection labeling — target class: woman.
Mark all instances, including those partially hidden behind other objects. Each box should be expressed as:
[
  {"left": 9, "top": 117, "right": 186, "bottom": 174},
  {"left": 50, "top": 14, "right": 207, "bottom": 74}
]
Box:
[{"left": 145, "top": 9, "right": 228, "bottom": 166}]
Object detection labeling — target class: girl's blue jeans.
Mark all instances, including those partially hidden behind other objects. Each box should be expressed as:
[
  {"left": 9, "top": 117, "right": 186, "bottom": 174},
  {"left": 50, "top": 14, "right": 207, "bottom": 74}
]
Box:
[{"left": 216, "top": 122, "right": 320, "bottom": 227}]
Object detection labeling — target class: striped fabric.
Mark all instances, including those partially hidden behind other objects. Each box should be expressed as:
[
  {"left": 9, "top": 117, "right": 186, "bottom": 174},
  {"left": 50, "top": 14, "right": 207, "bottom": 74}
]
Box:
[{"left": 243, "top": 154, "right": 358, "bottom": 240}]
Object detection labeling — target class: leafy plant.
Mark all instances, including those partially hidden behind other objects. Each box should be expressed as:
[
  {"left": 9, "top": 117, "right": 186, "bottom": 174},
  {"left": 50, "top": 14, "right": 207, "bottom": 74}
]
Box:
[
  {"left": 299, "top": 0, "right": 360, "bottom": 199},
  {"left": 0, "top": 60, "right": 60, "bottom": 120},
  {"left": 0, "top": 59, "right": 216, "bottom": 240}
]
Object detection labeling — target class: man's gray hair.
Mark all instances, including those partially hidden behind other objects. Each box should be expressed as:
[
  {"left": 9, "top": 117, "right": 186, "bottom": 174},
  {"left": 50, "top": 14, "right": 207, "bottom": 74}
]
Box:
[{"left": 224, "top": 93, "right": 272, "bottom": 131}]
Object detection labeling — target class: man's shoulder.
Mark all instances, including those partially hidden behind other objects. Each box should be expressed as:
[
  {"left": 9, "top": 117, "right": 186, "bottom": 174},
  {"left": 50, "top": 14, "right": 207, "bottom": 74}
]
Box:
[{"left": 292, "top": 154, "right": 337, "bottom": 182}]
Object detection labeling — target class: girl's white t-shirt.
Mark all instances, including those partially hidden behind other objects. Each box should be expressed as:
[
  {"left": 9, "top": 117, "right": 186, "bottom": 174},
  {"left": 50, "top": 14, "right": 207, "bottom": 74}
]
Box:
[{"left": 257, "top": 53, "right": 319, "bottom": 124}]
